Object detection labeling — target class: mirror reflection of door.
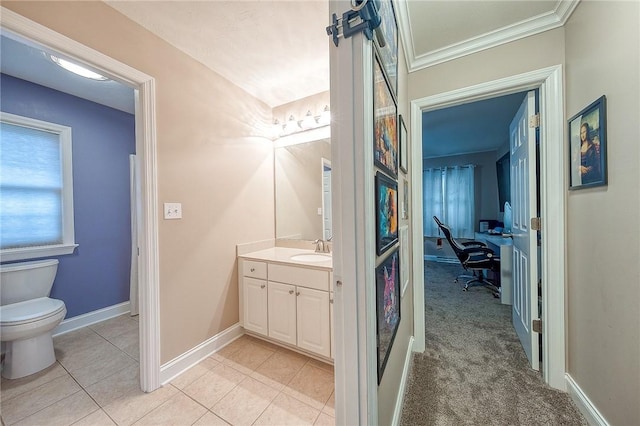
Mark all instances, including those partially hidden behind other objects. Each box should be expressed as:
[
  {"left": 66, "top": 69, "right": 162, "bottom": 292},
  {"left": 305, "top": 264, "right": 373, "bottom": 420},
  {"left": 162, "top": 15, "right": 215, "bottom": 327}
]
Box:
[
  {"left": 321, "top": 158, "right": 332, "bottom": 240},
  {"left": 274, "top": 138, "right": 331, "bottom": 241}
]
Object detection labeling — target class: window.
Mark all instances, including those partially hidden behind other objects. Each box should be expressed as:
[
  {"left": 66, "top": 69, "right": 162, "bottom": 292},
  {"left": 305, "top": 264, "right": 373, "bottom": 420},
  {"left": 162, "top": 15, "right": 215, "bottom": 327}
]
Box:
[
  {"left": 0, "top": 112, "right": 77, "bottom": 261},
  {"left": 423, "top": 165, "right": 475, "bottom": 239}
]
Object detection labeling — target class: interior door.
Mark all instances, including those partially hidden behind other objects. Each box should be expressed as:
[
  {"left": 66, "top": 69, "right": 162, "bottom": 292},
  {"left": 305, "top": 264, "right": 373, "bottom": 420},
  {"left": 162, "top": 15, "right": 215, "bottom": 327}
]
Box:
[{"left": 510, "top": 90, "right": 539, "bottom": 370}]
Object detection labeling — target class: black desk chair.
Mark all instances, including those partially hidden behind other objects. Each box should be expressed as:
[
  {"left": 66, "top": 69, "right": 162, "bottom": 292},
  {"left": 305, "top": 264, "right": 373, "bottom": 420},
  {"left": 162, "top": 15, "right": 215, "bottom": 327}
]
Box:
[{"left": 433, "top": 216, "right": 501, "bottom": 298}]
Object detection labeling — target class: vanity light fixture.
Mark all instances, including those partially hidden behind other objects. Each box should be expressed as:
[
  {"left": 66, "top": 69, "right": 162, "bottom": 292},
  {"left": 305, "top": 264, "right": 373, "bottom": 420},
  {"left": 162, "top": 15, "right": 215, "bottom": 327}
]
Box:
[
  {"left": 50, "top": 55, "right": 108, "bottom": 81},
  {"left": 300, "top": 110, "right": 317, "bottom": 130},
  {"left": 282, "top": 115, "right": 301, "bottom": 135},
  {"left": 317, "top": 105, "right": 331, "bottom": 126},
  {"left": 272, "top": 106, "right": 331, "bottom": 140}
]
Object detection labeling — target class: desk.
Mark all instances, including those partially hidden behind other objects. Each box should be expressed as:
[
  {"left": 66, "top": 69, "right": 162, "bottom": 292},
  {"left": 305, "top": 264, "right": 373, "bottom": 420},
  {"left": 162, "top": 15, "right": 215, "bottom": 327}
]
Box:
[{"left": 475, "top": 232, "right": 513, "bottom": 305}]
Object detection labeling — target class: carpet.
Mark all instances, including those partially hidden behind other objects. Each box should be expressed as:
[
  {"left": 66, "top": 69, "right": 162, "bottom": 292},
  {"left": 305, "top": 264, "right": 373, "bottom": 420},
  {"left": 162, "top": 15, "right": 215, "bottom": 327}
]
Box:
[{"left": 400, "top": 261, "right": 586, "bottom": 426}]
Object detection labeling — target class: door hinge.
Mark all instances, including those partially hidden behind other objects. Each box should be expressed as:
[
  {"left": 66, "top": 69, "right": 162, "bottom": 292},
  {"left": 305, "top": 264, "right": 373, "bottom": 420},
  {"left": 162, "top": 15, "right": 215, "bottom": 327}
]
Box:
[
  {"left": 531, "top": 217, "right": 542, "bottom": 231},
  {"left": 529, "top": 114, "right": 540, "bottom": 128},
  {"left": 532, "top": 319, "right": 542, "bottom": 334}
]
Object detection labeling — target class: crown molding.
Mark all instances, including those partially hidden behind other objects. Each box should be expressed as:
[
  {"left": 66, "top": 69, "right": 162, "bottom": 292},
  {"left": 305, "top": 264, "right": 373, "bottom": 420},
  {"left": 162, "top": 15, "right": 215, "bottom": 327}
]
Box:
[{"left": 403, "top": 0, "right": 580, "bottom": 73}]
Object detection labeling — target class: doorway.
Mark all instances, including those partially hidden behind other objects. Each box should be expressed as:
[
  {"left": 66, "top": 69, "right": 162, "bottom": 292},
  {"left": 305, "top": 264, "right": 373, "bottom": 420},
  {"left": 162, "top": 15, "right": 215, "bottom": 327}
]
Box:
[
  {"left": 2, "top": 7, "right": 161, "bottom": 392},
  {"left": 410, "top": 66, "right": 567, "bottom": 390}
]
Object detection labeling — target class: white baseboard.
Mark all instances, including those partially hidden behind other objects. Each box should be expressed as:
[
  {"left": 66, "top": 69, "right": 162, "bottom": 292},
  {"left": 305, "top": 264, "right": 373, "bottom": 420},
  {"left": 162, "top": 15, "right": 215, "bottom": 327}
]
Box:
[
  {"left": 566, "top": 374, "right": 609, "bottom": 426},
  {"left": 392, "top": 336, "right": 415, "bottom": 426},
  {"left": 160, "top": 323, "right": 243, "bottom": 385},
  {"left": 53, "top": 301, "right": 131, "bottom": 337}
]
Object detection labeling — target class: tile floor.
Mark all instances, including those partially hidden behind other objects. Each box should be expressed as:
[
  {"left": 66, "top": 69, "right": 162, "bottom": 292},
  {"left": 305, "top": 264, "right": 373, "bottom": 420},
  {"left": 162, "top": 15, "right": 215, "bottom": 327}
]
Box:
[{"left": 0, "top": 314, "right": 335, "bottom": 425}]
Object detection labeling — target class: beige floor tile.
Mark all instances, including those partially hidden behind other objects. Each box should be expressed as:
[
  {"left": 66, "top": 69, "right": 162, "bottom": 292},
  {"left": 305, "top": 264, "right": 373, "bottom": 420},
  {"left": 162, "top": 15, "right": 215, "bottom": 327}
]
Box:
[
  {"left": 132, "top": 392, "right": 207, "bottom": 425},
  {"left": 108, "top": 327, "right": 140, "bottom": 361},
  {"left": 72, "top": 408, "right": 117, "bottom": 426},
  {"left": 307, "top": 358, "right": 334, "bottom": 374},
  {"left": 214, "top": 334, "right": 275, "bottom": 362},
  {"left": 221, "top": 340, "right": 275, "bottom": 375},
  {"left": 57, "top": 337, "right": 125, "bottom": 373},
  {"left": 246, "top": 335, "right": 283, "bottom": 352},
  {"left": 70, "top": 347, "right": 138, "bottom": 388},
  {"left": 170, "top": 357, "right": 219, "bottom": 390},
  {"left": 0, "top": 362, "right": 68, "bottom": 403},
  {"left": 254, "top": 392, "right": 320, "bottom": 426},
  {"left": 90, "top": 314, "right": 139, "bottom": 341},
  {"left": 85, "top": 363, "right": 141, "bottom": 407},
  {"left": 13, "top": 390, "right": 98, "bottom": 426},
  {"left": 192, "top": 411, "right": 230, "bottom": 425},
  {"left": 322, "top": 391, "right": 335, "bottom": 417},
  {"left": 101, "top": 384, "right": 178, "bottom": 426},
  {"left": 214, "top": 336, "right": 252, "bottom": 360},
  {"left": 182, "top": 364, "right": 246, "bottom": 409},
  {"left": 0, "top": 375, "right": 81, "bottom": 424},
  {"left": 283, "top": 364, "right": 334, "bottom": 410},
  {"left": 211, "top": 377, "right": 279, "bottom": 426},
  {"left": 314, "top": 412, "right": 335, "bottom": 426},
  {"left": 250, "top": 349, "right": 308, "bottom": 390},
  {"left": 53, "top": 327, "right": 103, "bottom": 354}
]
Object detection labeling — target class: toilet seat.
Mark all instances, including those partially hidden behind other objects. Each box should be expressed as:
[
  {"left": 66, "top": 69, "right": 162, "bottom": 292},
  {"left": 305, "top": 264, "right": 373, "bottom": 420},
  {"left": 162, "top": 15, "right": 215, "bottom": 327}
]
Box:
[{"left": 0, "top": 297, "right": 66, "bottom": 326}]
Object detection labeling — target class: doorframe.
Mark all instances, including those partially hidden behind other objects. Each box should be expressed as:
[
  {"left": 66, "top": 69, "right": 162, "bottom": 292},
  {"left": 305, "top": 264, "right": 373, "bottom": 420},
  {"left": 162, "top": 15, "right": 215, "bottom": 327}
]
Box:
[
  {"left": 409, "top": 65, "right": 567, "bottom": 390},
  {"left": 1, "top": 8, "right": 162, "bottom": 392}
]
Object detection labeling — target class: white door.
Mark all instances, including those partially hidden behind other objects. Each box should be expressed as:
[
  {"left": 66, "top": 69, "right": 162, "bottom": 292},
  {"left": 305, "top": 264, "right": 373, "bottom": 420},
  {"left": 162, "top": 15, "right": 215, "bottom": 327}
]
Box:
[
  {"left": 297, "top": 287, "right": 331, "bottom": 358},
  {"left": 243, "top": 278, "right": 268, "bottom": 336},
  {"left": 268, "top": 282, "right": 297, "bottom": 345},
  {"left": 510, "top": 90, "right": 539, "bottom": 370}
]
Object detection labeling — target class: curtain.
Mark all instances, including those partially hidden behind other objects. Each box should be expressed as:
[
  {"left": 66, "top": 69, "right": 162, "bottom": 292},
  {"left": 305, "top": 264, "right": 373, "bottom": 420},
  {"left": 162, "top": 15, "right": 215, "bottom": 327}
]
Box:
[
  {"left": 423, "top": 165, "right": 475, "bottom": 238},
  {"left": 444, "top": 166, "right": 475, "bottom": 238},
  {"left": 422, "top": 168, "right": 442, "bottom": 237}
]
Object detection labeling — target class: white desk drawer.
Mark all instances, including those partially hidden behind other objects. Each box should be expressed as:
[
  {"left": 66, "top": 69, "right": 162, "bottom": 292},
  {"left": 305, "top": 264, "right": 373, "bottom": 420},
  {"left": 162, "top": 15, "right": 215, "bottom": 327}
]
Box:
[
  {"left": 268, "top": 264, "right": 329, "bottom": 291},
  {"left": 242, "top": 260, "right": 267, "bottom": 279}
]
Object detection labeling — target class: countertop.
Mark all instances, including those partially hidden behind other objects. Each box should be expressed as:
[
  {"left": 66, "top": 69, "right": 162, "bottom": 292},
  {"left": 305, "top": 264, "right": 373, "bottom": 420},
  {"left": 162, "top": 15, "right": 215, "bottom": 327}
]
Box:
[{"left": 238, "top": 247, "right": 332, "bottom": 270}]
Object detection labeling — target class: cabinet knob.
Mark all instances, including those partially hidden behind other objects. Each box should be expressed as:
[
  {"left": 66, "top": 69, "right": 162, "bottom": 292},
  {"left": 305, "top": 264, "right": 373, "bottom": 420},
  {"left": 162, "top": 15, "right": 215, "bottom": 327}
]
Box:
[
  {"left": 260, "top": 284, "right": 266, "bottom": 289},
  {"left": 250, "top": 268, "right": 255, "bottom": 272},
  {"left": 289, "top": 290, "right": 294, "bottom": 295},
  {"left": 296, "top": 291, "right": 300, "bottom": 296},
  {"left": 330, "top": 299, "right": 334, "bottom": 304},
  {"left": 336, "top": 280, "right": 343, "bottom": 287}
]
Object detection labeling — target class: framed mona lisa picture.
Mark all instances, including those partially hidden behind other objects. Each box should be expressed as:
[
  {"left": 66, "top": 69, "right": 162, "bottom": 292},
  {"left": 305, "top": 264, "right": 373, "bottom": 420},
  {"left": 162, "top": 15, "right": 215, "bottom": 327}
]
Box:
[{"left": 569, "top": 95, "right": 607, "bottom": 189}]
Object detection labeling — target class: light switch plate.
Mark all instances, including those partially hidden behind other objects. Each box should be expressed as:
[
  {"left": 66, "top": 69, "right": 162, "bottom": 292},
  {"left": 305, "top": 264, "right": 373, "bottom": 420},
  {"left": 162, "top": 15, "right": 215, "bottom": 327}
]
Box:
[{"left": 164, "top": 202, "right": 182, "bottom": 219}]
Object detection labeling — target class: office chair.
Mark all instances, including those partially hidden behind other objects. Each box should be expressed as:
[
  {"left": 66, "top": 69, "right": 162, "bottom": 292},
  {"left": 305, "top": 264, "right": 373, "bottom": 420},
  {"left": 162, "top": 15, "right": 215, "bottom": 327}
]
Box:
[{"left": 433, "top": 216, "right": 501, "bottom": 298}]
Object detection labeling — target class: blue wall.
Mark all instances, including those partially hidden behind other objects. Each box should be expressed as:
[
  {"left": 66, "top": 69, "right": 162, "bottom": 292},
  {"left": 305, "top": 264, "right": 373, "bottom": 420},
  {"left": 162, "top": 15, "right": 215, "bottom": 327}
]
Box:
[{"left": 1, "top": 74, "right": 136, "bottom": 318}]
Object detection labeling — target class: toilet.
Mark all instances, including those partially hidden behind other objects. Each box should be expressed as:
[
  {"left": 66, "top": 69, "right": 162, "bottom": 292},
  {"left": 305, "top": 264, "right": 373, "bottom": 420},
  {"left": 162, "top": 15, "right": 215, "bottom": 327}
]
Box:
[{"left": 0, "top": 259, "right": 66, "bottom": 379}]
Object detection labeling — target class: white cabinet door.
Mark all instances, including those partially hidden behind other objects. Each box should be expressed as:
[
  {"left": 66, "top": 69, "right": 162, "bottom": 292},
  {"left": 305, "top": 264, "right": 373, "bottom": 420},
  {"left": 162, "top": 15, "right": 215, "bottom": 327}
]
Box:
[
  {"left": 297, "top": 287, "right": 331, "bottom": 358},
  {"left": 243, "top": 277, "right": 268, "bottom": 336},
  {"left": 268, "top": 281, "right": 297, "bottom": 345}
]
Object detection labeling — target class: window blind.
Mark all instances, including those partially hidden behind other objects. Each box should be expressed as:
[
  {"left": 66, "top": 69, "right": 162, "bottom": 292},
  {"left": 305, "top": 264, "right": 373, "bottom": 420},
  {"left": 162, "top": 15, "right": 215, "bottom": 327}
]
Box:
[{"left": 0, "top": 121, "right": 64, "bottom": 249}]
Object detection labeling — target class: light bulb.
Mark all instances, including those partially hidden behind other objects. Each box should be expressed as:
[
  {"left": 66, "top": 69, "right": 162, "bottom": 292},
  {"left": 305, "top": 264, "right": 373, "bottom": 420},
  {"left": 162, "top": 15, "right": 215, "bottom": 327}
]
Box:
[
  {"left": 283, "top": 115, "right": 301, "bottom": 135},
  {"left": 300, "top": 110, "right": 317, "bottom": 130}
]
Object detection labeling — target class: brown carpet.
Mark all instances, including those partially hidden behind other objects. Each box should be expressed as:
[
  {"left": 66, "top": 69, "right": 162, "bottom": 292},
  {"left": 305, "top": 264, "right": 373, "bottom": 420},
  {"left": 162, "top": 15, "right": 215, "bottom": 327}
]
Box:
[{"left": 400, "top": 261, "right": 586, "bottom": 426}]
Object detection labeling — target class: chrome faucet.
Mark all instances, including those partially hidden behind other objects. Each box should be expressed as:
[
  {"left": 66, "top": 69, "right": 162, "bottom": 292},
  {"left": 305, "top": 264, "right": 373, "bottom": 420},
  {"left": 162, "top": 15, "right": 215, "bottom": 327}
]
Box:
[{"left": 314, "top": 238, "right": 331, "bottom": 253}]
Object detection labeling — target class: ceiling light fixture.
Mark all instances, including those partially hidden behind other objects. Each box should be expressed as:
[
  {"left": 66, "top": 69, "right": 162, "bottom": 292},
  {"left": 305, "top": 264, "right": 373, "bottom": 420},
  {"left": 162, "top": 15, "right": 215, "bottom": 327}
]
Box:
[{"left": 50, "top": 55, "right": 108, "bottom": 81}]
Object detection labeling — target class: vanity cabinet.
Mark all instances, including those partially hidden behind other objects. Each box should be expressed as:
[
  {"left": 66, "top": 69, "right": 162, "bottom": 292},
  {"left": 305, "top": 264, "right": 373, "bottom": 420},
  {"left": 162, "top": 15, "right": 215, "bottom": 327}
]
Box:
[
  {"left": 295, "top": 286, "right": 330, "bottom": 357},
  {"left": 267, "top": 282, "right": 297, "bottom": 345},
  {"left": 239, "top": 255, "right": 332, "bottom": 360},
  {"left": 241, "top": 261, "right": 268, "bottom": 336}
]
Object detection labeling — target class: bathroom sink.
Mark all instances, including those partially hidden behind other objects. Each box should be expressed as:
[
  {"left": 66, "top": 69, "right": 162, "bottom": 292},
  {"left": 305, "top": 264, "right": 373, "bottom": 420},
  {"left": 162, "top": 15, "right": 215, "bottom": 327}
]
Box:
[{"left": 290, "top": 253, "right": 331, "bottom": 262}]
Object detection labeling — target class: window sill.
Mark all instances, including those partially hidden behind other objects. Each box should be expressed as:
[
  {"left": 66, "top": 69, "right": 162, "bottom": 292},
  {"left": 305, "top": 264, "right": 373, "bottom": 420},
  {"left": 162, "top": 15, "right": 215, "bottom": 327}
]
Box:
[{"left": 0, "top": 244, "right": 79, "bottom": 262}]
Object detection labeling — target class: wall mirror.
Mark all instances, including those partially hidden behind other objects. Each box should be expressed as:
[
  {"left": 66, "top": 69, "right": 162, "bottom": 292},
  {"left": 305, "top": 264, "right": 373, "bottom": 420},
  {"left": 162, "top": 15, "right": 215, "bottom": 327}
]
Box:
[{"left": 275, "top": 137, "right": 331, "bottom": 241}]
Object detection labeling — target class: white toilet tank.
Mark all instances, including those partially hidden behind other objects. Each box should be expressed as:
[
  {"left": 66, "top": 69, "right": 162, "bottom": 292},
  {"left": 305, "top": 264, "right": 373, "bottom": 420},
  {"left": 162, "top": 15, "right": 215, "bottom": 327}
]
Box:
[{"left": 0, "top": 259, "right": 59, "bottom": 306}]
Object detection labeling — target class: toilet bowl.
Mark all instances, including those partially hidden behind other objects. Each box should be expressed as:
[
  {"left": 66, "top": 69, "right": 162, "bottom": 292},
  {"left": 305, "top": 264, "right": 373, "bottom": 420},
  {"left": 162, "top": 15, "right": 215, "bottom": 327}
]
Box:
[{"left": 0, "top": 259, "right": 67, "bottom": 379}]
